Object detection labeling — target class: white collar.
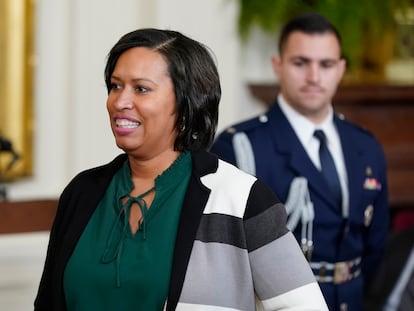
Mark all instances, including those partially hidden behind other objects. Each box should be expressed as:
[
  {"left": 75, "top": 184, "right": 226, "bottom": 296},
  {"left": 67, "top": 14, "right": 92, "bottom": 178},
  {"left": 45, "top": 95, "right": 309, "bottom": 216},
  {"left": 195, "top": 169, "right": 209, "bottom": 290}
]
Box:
[{"left": 278, "top": 94, "right": 335, "bottom": 146}]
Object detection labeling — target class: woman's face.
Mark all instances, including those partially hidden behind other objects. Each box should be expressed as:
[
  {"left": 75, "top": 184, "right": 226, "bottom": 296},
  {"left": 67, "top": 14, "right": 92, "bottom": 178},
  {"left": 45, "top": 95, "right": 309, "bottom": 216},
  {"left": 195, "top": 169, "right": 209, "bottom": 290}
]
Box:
[{"left": 107, "top": 47, "right": 177, "bottom": 159}]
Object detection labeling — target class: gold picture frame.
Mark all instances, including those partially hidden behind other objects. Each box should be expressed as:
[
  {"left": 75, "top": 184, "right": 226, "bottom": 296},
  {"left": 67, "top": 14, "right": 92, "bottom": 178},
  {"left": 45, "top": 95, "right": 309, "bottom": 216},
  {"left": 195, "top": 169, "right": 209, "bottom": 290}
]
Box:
[{"left": 0, "top": 0, "right": 34, "bottom": 181}]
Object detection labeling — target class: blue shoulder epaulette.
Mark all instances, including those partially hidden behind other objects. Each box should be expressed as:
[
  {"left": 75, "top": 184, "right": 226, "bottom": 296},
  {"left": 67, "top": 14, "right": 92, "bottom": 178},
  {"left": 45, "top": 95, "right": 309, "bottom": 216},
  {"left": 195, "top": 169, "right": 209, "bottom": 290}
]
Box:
[
  {"left": 224, "top": 113, "right": 270, "bottom": 136},
  {"left": 336, "top": 113, "right": 375, "bottom": 138}
]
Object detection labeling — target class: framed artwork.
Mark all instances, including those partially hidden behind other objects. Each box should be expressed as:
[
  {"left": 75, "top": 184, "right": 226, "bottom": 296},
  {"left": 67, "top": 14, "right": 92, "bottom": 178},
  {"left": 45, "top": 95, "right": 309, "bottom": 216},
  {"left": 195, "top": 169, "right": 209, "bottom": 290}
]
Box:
[{"left": 0, "top": 0, "right": 34, "bottom": 181}]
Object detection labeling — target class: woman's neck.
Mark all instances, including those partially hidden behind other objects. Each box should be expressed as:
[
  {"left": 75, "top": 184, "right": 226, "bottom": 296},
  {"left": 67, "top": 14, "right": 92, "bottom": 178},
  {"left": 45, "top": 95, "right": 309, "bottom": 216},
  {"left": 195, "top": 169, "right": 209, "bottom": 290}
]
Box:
[{"left": 128, "top": 150, "right": 181, "bottom": 193}]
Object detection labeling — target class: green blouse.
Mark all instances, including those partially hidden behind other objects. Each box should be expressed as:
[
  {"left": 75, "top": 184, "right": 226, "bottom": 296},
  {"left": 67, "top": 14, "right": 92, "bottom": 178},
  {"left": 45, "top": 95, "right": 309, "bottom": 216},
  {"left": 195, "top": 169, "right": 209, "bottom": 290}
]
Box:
[{"left": 64, "top": 152, "right": 192, "bottom": 310}]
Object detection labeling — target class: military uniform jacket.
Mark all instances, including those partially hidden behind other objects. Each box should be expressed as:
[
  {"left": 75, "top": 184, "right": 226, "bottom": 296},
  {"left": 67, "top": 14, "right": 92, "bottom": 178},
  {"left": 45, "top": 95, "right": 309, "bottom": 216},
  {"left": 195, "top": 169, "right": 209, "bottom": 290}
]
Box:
[
  {"left": 210, "top": 102, "right": 389, "bottom": 311},
  {"left": 34, "top": 150, "right": 328, "bottom": 311}
]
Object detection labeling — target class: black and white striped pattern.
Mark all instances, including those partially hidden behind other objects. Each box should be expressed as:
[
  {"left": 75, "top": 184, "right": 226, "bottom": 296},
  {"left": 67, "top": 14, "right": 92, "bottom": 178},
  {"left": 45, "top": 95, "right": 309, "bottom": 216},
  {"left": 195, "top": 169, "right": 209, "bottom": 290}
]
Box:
[{"left": 173, "top": 160, "right": 327, "bottom": 310}]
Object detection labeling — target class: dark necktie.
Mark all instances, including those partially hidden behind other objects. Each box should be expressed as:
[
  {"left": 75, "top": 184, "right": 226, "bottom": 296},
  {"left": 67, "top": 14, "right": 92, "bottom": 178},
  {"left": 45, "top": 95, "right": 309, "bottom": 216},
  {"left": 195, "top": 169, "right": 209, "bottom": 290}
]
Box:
[{"left": 314, "top": 129, "right": 342, "bottom": 207}]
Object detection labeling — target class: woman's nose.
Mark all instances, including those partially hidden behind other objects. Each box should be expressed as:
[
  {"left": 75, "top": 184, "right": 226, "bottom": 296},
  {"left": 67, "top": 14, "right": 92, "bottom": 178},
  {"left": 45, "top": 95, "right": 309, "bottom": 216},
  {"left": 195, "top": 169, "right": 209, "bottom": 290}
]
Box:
[{"left": 114, "top": 89, "right": 134, "bottom": 110}]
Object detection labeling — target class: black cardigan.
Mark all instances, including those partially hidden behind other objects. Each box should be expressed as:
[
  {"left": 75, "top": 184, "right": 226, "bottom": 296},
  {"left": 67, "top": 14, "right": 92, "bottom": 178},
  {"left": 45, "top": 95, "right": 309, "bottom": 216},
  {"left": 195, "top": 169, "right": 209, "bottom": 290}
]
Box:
[{"left": 34, "top": 151, "right": 217, "bottom": 311}]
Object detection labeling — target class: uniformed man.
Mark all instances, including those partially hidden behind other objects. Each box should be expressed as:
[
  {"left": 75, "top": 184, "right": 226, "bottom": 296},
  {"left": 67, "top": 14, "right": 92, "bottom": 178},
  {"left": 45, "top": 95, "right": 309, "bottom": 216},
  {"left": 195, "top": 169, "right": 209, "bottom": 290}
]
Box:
[{"left": 210, "top": 13, "right": 389, "bottom": 311}]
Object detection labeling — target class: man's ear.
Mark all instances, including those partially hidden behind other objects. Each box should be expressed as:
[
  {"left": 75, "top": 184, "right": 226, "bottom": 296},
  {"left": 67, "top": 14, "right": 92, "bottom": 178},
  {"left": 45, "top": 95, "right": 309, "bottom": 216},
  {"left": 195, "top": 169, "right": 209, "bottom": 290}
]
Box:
[
  {"left": 271, "top": 55, "right": 281, "bottom": 78},
  {"left": 338, "top": 58, "right": 347, "bottom": 80}
]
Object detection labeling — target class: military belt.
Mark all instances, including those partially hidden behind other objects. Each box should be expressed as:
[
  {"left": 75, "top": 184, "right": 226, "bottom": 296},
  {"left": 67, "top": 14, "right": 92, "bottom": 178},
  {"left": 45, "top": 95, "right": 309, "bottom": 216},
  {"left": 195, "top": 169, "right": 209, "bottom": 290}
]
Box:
[{"left": 310, "top": 257, "right": 361, "bottom": 284}]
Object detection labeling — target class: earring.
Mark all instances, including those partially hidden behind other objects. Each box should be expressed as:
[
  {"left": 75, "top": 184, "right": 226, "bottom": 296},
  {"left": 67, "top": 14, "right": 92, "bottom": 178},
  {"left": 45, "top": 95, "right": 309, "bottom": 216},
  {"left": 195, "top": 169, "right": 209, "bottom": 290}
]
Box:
[{"left": 180, "top": 117, "right": 186, "bottom": 132}]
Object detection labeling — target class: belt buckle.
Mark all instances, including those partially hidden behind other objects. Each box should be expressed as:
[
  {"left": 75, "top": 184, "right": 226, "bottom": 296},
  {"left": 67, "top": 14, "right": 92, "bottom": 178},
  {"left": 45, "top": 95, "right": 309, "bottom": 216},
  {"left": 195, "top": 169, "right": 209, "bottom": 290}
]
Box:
[
  {"left": 318, "top": 263, "right": 328, "bottom": 282},
  {"left": 334, "top": 261, "right": 350, "bottom": 284}
]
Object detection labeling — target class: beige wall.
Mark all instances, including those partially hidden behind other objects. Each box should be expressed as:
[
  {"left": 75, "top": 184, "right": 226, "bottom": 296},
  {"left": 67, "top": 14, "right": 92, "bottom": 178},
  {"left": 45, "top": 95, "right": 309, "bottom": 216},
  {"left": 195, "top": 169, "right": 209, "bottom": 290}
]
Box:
[{"left": 7, "top": 0, "right": 274, "bottom": 200}]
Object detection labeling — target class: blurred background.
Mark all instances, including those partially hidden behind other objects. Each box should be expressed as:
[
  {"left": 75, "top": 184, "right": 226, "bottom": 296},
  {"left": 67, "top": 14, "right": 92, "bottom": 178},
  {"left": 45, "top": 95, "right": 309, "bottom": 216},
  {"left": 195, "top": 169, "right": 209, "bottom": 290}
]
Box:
[{"left": 0, "top": 0, "right": 413, "bottom": 309}]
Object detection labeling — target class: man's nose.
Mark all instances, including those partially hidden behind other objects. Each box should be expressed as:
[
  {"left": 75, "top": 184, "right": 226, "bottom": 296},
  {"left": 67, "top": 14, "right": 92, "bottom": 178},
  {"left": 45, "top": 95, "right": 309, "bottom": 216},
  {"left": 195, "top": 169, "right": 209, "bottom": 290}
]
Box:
[{"left": 307, "top": 63, "right": 321, "bottom": 83}]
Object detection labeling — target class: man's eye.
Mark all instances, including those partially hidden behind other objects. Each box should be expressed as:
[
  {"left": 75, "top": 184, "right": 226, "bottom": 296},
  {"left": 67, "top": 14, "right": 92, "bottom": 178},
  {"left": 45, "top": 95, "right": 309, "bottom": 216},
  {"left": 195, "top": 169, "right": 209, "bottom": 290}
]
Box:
[
  {"left": 293, "top": 61, "right": 305, "bottom": 67},
  {"left": 321, "top": 61, "right": 335, "bottom": 69}
]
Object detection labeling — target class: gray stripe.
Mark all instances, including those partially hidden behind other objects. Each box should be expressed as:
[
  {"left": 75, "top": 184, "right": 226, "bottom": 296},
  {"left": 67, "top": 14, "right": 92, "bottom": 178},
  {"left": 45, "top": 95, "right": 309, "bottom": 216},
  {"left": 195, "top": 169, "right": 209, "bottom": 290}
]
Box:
[
  {"left": 196, "top": 213, "right": 246, "bottom": 249},
  {"left": 250, "top": 232, "right": 316, "bottom": 299},
  {"left": 179, "top": 241, "right": 255, "bottom": 310},
  {"left": 245, "top": 203, "right": 288, "bottom": 252}
]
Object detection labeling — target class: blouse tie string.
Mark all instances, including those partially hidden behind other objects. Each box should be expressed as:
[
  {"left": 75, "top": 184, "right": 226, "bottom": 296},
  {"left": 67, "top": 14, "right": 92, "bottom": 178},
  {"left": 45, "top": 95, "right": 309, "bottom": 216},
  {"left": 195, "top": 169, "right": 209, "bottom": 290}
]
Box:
[{"left": 101, "top": 186, "right": 155, "bottom": 287}]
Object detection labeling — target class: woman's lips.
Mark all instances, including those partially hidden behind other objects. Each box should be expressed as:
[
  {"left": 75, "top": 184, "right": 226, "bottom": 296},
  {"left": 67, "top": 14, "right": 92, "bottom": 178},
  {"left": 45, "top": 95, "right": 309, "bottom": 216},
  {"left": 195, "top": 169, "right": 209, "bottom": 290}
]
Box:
[
  {"left": 114, "top": 117, "right": 141, "bottom": 135},
  {"left": 115, "top": 118, "right": 140, "bottom": 128}
]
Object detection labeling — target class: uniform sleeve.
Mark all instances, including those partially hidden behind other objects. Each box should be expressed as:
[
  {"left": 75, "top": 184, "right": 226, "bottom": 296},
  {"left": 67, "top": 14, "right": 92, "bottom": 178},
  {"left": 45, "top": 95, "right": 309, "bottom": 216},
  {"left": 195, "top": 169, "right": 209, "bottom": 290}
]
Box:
[
  {"left": 209, "top": 130, "right": 238, "bottom": 166},
  {"left": 362, "top": 146, "right": 390, "bottom": 281},
  {"left": 245, "top": 180, "right": 329, "bottom": 310}
]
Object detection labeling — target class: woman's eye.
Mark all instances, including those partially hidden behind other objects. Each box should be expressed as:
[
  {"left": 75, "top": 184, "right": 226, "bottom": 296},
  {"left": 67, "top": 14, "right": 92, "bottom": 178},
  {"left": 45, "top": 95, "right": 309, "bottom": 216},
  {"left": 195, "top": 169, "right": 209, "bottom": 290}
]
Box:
[
  {"left": 110, "top": 83, "right": 121, "bottom": 90},
  {"left": 136, "top": 86, "right": 149, "bottom": 93}
]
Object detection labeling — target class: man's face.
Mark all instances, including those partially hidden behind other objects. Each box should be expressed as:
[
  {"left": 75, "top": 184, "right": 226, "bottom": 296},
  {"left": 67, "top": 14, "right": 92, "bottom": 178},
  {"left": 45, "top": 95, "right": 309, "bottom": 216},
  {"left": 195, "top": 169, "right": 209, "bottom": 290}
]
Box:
[{"left": 272, "top": 31, "right": 346, "bottom": 124}]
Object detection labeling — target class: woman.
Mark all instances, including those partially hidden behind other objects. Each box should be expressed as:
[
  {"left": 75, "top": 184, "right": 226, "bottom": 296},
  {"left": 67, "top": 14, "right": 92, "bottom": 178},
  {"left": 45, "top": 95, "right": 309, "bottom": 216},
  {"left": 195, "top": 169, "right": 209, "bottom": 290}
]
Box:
[{"left": 34, "top": 28, "right": 328, "bottom": 310}]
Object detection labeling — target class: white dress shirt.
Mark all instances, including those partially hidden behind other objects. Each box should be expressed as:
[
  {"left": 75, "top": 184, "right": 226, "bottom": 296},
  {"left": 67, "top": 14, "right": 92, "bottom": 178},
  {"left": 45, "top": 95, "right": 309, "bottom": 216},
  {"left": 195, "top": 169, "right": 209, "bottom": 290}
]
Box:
[{"left": 278, "top": 94, "right": 349, "bottom": 217}]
